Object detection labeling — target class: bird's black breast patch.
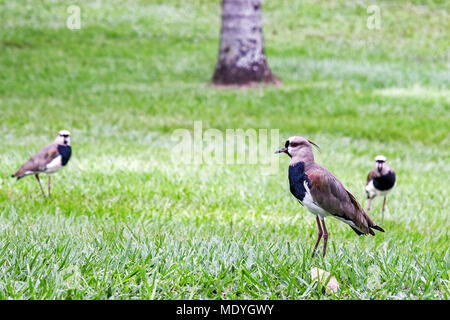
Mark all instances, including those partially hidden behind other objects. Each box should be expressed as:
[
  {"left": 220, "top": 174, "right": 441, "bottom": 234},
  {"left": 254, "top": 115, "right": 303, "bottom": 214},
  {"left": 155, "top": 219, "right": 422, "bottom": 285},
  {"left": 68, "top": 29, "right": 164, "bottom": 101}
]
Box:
[
  {"left": 57, "top": 145, "right": 72, "bottom": 166},
  {"left": 288, "top": 162, "right": 311, "bottom": 202},
  {"left": 373, "top": 171, "right": 396, "bottom": 191}
]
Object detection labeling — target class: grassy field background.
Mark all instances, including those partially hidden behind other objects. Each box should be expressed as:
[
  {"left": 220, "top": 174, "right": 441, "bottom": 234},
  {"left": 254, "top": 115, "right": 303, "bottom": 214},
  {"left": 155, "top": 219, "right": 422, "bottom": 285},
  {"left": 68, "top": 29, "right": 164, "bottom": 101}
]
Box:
[{"left": 0, "top": 0, "right": 448, "bottom": 299}]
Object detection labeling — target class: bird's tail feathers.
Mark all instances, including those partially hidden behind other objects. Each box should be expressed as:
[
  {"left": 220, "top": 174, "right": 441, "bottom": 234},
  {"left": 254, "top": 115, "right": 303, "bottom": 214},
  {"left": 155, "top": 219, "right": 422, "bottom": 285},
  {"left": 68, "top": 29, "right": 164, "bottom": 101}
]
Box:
[
  {"left": 11, "top": 170, "right": 27, "bottom": 180},
  {"left": 370, "top": 225, "right": 385, "bottom": 233},
  {"left": 350, "top": 226, "right": 364, "bottom": 236},
  {"left": 11, "top": 174, "right": 22, "bottom": 180}
]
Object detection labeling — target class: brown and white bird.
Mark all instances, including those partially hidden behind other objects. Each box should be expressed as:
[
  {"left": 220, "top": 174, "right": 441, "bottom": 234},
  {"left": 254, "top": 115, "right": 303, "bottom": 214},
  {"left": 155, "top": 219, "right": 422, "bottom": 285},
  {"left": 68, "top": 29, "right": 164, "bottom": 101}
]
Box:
[
  {"left": 365, "top": 155, "right": 396, "bottom": 222},
  {"left": 11, "top": 130, "right": 72, "bottom": 198},
  {"left": 276, "top": 136, "right": 384, "bottom": 257}
]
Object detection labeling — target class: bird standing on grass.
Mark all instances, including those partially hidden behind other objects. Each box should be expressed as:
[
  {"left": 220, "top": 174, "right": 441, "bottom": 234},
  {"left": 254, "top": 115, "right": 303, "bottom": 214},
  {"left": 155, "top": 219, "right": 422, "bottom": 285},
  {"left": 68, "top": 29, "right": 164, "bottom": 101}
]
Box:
[
  {"left": 11, "top": 130, "right": 72, "bottom": 198},
  {"left": 365, "top": 155, "right": 396, "bottom": 222},
  {"left": 276, "top": 136, "right": 384, "bottom": 257}
]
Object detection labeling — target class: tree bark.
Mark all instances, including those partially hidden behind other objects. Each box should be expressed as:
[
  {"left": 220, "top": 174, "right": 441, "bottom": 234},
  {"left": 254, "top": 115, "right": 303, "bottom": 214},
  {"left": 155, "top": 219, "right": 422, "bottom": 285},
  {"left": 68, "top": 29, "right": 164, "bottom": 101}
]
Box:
[{"left": 212, "top": 0, "right": 280, "bottom": 86}]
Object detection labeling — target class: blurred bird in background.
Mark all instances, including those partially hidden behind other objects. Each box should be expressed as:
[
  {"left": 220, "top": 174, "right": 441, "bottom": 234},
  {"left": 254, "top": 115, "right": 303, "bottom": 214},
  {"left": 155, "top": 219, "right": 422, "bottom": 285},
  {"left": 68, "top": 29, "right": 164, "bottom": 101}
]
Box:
[
  {"left": 365, "top": 155, "right": 396, "bottom": 222},
  {"left": 11, "top": 130, "right": 72, "bottom": 198}
]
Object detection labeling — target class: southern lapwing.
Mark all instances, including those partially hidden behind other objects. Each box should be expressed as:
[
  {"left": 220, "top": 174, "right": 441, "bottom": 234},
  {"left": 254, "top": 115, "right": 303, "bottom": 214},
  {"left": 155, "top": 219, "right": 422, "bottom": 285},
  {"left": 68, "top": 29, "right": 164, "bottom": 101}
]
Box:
[
  {"left": 365, "top": 155, "right": 396, "bottom": 222},
  {"left": 276, "top": 136, "right": 384, "bottom": 257},
  {"left": 11, "top": 130, "right": 72, "bottom": 198}
]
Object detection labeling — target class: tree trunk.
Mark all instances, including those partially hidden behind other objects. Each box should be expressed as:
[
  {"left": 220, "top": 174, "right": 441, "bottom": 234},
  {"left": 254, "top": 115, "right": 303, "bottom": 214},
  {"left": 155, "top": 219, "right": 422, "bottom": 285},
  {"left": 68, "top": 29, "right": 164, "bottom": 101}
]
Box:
[{"left": 212, "top": 0, "right": 280, "bottom": 86}]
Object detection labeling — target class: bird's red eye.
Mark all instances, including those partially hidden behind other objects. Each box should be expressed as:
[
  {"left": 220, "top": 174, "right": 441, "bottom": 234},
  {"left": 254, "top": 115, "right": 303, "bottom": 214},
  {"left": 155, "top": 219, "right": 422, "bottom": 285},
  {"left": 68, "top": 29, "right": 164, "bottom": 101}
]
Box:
[{"left": 290, "top": 142, "right": 299, "bottom": 147}]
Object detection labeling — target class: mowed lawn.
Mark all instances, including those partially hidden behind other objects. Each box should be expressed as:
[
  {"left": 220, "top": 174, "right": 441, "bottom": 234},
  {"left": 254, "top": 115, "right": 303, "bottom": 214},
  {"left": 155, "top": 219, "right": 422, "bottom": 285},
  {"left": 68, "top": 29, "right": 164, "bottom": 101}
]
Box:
[{"left": 0, "top": 0, "right": 448, "bottom": 299}]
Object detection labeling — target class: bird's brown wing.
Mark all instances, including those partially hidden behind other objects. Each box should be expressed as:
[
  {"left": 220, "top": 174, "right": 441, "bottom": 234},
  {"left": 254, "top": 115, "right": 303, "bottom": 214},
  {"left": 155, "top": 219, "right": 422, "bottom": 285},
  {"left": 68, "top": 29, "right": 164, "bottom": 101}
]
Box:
[
  {"left": 13, "top": 143, "right": 59, "bottom": 178},
  {"left": 366, "top": 169, "right": 378, "bottom": 185},
  {"left": 307, "top": 166, "right": 379, "bottom": 235}
]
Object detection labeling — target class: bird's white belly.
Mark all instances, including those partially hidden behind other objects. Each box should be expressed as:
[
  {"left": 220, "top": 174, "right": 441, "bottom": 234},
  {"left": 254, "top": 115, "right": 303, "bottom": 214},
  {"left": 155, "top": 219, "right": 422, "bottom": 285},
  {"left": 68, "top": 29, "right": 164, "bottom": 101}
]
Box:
[
  {"left": 300, "top": 182, "right": 330, "bottom": 219},
  {"left": 45, "top": 155, "right": 63, "bottom": 173},
  {"left": 299, "top": 182, "right": 360, "bottom": 230},
  {"left": 365, "top": 180, "right": 395, "bottom": 197}
]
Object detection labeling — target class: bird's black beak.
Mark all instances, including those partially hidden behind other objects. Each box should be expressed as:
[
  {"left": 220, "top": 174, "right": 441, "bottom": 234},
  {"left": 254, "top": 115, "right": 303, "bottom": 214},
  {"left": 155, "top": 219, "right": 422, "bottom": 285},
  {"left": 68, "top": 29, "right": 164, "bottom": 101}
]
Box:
[{"left": 275, "top": 147, "right": 288, "bottom": 154}]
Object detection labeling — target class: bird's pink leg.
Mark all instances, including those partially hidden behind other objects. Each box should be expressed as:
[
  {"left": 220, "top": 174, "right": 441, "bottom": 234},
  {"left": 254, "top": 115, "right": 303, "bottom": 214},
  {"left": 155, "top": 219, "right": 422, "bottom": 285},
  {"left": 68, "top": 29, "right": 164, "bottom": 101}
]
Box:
[
  {"left": 311, "top": 216, "right": 323, "bottom": 258},
  {"left": 321, "top": 219, "right": 329, "bottom": 257},
  {"left": 381, "top": 196, "right": 387, "bottom": 222},
  {"left": 366, "top": 197, "right": 373, "bottom": 212},
  {"left": 35, "top": 174, "right": 46, "bottom": 198},
  {"left": 48, "top": 175, "right": 51, "bottom": 199}
]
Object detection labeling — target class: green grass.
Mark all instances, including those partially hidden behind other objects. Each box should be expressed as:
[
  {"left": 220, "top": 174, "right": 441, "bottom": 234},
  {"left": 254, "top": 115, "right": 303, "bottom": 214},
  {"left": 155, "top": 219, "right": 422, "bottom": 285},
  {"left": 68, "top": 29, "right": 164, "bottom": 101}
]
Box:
[{"left": 0, "top": 0, "right": 448, "bottom": 299}]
